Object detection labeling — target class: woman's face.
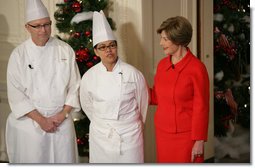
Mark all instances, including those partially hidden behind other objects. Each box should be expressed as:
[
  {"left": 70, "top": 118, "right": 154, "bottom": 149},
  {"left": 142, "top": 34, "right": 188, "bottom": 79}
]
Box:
[
  {"left": 94, "top": 40, "right": 118, "bottom": 65},
  {"left": 159, "top": 30, "right": 179, "bottom": 56}
]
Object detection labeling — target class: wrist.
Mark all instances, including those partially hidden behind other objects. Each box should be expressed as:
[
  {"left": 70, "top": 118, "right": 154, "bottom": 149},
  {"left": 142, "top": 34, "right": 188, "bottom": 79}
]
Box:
[
  {"left": 27, "top": 110, "right": 45, "bottom": 123},
  {"left": 62, "top": 110, "right": 69, "bottom": 119}
]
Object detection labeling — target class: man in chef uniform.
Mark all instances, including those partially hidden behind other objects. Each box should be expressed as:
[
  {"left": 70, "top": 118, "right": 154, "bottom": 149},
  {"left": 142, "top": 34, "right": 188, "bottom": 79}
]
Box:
[
  {"left": 79, "top": 11, "right": 149, "bottom": 163},
  {"left": 5, "top": 0, "right": 81, "bottom": 163}
]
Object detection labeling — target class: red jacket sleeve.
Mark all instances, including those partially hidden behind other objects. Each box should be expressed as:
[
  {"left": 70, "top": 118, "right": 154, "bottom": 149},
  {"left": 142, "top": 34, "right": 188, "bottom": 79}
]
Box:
[{"left": 191, "top": 62, "right": 210, "bottom": 141}]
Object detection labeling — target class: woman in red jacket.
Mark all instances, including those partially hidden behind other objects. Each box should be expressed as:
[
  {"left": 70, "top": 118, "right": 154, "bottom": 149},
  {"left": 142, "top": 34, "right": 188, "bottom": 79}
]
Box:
[{"left": 150, "top": 16, "right": 209, "bottom": 163}]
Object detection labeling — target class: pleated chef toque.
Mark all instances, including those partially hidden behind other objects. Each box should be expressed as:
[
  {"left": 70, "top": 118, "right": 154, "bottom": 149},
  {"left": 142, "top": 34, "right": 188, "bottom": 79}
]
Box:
[
  {"left": 25, "top": 0, "right": 49, "bottom": 23},
  {"left": 93, "top": 10, "right": 116, "bottom": 47}
]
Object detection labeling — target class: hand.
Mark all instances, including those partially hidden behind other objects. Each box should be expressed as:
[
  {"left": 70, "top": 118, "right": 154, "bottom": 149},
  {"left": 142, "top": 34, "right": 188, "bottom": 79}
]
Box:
[
  {"left": 50, "top": 110, "right": 66, "bottom": 127},
  {"left": 38, "top": 116, "right": 58, "bottom": 133},
  {"left": 26, "top": 110, "right": 58, "bottom": 133},
  {"left": 50, "top": 105, "right": 72, "bottom": 127},
  {"left": 191, "top": 140, "right": 204, "bottom": 162}
]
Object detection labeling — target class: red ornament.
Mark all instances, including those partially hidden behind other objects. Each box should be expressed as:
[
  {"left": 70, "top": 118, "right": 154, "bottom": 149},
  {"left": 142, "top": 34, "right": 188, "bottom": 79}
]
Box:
[
  {"left": 93, "top": 55, "right": 100, "bottom": 61},
  {"left": 77, "top": 138, "right": 81, "bottom": 144},
  {"left": 85, "top": 31, "right": 91, "bottom": 37},
  {"left": 75, "top": 48, "right": 89, "bottom": 62},
  {"left": 71, "top": 1, "right": 82, "bottom": 13},
  {"left": 77, "top": 138, "right": 84, "bottom": 145},
  {"left": 86, "top": 62, "right": 94, "bottom": 68}
]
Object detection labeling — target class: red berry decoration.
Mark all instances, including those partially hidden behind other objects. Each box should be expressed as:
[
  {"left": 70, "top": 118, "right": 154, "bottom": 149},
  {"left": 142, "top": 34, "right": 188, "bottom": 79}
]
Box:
[
  {"left": 85, "top": 31, "right": 91, "bottom": 37},
  {"left": 86, "top": 62, "right": 94, "bottom": 68},
  {"left": 93, "top": 55, "right": 99, "bottom": 61},
  {"left": 71, "top": 1, "right": 82, "bottom": 13}
]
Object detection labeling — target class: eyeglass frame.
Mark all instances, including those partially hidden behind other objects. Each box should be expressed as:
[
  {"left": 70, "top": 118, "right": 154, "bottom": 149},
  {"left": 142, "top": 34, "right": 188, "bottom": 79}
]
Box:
[
  {"left": 95, "top": 41, "right": 117, "bottom": 51},
  {"left": 27, "top": 21, "right": 52, "bottom": 30}
]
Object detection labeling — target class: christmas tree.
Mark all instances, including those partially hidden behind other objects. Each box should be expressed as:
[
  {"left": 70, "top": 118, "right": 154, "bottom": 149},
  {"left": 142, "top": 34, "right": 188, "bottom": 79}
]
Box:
[
  {"left": 213, "top": 0, "right": 250, "bottom": 137},
  {"left": 54, "top": 0, "right": 115, "bottom": 156}
]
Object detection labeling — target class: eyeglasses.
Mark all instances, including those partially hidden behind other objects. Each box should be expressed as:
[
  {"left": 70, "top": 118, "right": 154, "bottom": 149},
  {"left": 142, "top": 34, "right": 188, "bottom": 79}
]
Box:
[
  {"left": 96, "top": 43, "right": 117, "bottom": 51},
  {"left": 27, "top": 22, "right": 52, "bottom": 30}
]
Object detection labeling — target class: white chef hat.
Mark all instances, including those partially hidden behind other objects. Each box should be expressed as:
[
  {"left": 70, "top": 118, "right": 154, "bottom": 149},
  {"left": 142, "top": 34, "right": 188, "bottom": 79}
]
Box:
[
  {"left": 25, "top": 0, "right": 49, "bottom": 23},
  {"left": 93, "top": 10, "right": 116, "bottom": 47}
]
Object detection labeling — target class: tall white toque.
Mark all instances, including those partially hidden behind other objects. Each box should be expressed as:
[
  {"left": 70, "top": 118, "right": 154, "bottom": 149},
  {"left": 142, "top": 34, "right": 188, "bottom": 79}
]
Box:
[
  {"left": 25, "top": 0, "right": 49, "bottom": 23},
  {"left": 92, "top": 10, "right": 116, "bottom": 47}
]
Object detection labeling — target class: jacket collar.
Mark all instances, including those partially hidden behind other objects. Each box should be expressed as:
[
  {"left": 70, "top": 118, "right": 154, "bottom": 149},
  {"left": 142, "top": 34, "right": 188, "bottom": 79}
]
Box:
[
  {"left": 165, "top": 48, "right": 193, "bottom": 73},
  {"left": 98, "top": 57, "right": 122, "bottom": 74}
]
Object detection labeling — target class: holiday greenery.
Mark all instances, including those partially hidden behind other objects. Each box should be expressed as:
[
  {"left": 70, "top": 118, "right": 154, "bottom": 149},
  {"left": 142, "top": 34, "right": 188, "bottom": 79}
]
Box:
[
  {"left": 213, "top": 0, "right": 250, "bottom": 137},
  {"left": 54, "top": 0, "right": 115, "bottom": 156}
]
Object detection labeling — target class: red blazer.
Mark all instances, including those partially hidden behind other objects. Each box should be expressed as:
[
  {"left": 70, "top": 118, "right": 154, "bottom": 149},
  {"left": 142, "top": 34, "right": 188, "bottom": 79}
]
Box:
[{"left": 151, "top": 49, "right": 209, "bottom": 141}]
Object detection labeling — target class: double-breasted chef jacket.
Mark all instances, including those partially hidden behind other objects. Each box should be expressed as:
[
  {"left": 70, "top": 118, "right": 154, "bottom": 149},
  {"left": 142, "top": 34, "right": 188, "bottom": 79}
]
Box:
[
  {"left": 80, "top": 58, "right": 149, "bottom": 163},
  {"left": 6, "top": 37, "right": 81, "bottom": 163}
]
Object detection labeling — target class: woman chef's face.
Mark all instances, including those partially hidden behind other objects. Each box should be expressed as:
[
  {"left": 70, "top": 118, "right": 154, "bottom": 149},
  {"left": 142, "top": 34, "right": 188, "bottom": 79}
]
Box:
[
  {"left": 94, "top": 40, "right": 118, "bottom": 65},
  {"left": 25, "top": 17, "right": 52, "bottom": 46}
]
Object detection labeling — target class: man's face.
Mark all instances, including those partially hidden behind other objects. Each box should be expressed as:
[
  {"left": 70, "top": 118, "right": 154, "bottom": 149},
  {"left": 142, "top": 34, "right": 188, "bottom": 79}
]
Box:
[{"left": 26, "top": 17, "right": 51, "bottom": 46}]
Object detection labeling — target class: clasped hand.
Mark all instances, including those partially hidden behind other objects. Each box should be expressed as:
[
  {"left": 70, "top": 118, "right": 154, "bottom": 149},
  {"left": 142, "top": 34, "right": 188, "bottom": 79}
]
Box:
[{"left": 38, "top": 111, "right": 66, "bottom": 133}]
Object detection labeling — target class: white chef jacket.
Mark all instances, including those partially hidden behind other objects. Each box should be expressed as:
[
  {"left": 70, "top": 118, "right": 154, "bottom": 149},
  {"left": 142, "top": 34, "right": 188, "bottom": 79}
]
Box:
[
  {"left": 6, "top": 37, "right": 81, "bottom": 163},
  {"left": 80, "top": 59, "right": 148, "bottom": 163}
]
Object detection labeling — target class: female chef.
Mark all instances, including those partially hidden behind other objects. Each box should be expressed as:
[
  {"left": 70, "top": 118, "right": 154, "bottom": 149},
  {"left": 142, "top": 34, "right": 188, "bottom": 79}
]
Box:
[{"left": 79, "top": 11, "right": 149, "bottom": 163}]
